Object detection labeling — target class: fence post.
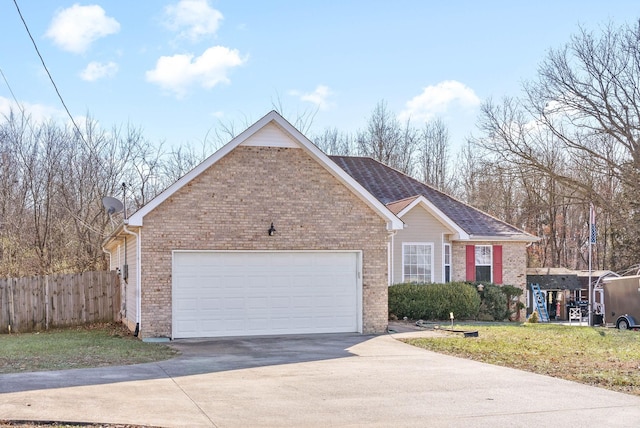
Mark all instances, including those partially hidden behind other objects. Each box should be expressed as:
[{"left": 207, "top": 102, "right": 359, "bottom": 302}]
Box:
[
  {"left": 45, "top": 274, "right": 50, "bottom": 330},
  {"left": 7, "top": 278, "right": 14, "bottom": 333}
]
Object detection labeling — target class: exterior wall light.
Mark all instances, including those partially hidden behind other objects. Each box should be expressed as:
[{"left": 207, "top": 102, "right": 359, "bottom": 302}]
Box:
[{"left": 268, "top": 223, "right": 276, "bottom": 236}]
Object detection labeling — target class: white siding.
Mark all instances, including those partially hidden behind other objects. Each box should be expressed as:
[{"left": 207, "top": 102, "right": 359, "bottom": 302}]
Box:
[
  {"left": 123, "top": 234, "right": 138, "bottom": 328},
  {"left": 239, "top": 122, "right": 298, "bottom": 148},
  {"left": 111, "top": 243, "right": 125, "bottom": 320}
]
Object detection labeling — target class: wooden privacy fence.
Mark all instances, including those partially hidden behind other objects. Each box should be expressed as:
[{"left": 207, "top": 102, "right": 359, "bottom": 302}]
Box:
[{"left": 0, "top": 271, "right": 120, "bottom": 334}]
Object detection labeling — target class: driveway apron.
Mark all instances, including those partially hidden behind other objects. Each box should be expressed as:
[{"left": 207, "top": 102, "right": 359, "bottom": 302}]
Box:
[{"left": 1, "top": 332, "right": 640, "bottom": 427}]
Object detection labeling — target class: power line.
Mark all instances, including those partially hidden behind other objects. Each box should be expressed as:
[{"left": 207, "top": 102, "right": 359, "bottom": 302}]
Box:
[
  {"left": 11, "top": 0, "right": 89, "bottom": 146},
  {"left": 0, "top": 67, "right": 25, "bottom": 118}
]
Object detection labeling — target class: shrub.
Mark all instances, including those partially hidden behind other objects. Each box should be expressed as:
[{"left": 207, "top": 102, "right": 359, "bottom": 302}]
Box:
[
  {"left": 500, "top": 284, "right": 524, "bottom": 320},
  {"left": 528, "top": 310, "right": 539, "bottom": 323},
  {"left": 477, "top": 283, "right": 509, "bottom": 321},
  {"left": 388, "top": 282, "right": 480, "bottom": 321}
]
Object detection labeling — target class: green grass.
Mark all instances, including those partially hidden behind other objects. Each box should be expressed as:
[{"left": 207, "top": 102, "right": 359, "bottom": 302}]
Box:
[
  {"left": 404, "top": 323, "right": 640, "bottom": 395},
  {"left": 0, "top": 323, "right": 177, "bottom": 374}
]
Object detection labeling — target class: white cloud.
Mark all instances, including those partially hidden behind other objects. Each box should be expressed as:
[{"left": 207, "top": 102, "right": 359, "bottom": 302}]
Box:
[
  {"left": 145, "top": 46, "right": 247, "bottom": 97},
  {"left": 45, "top": 4, "right": 120, "bottom": 54},
  {"left": 0, "top": 96, "right": 65, "bottom": 124},
  {"left": 164, "top": 0, "right": 223, "bottom": 42},
  {"left": 80, "top": 61, "right": 119, "bottom": 81},
  {"left": 289, "top": 85, "right": 333, "bottom": 110},
  {"left": 399, "top": 80, "right": 481, "bottom": 123}
]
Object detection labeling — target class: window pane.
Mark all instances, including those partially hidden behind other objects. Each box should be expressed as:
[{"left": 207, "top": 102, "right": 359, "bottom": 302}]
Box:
[
  {"left": 403, "top": 244, "right": 432, "bottom": 283},
  {"left": 475, "top": 245, "right": 491, "bottom": 265},
  {"left": 476, "top": 266, "right": 491, "bottom": 283}
]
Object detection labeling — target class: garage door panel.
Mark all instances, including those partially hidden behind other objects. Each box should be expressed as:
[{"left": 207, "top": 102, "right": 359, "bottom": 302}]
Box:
[
  {"left": 246, "top": 297, "right": 269, "bottom": 309},
  {"left": 172, "top": 251, "right": 359, "bottom": 338},
  {"left": 291, "top": 296, "right": 313, "bottom": 307},
  {"left": 270, "top": 296, "right": 292, "bottom": 309}
]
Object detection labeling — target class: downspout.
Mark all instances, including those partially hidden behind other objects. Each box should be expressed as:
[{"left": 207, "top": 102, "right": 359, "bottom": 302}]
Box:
[
  {"left": 122, "top": 222, "right": 141, "bottom": 337},
  {"left": 387, "top": 230, "right": 397, "bottom": 286},
  {"left": 441, "top": 232, "right": 446, "bottom": 283},
  {"left": 101, "top": 246, "right": 112, "bottom": 270},
  {"left": 101, "top": 245, "right": 113, "bottom": 320}
]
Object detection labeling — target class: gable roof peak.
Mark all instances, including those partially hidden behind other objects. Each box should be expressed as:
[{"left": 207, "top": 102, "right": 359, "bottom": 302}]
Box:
[{"left": 125, "top": 111, "right": 403, "bottom": 231}]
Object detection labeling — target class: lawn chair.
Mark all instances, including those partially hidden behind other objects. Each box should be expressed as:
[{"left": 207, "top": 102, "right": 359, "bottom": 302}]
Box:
[{"left": 569, "top": 307, "right": 582, "bottom": 325}]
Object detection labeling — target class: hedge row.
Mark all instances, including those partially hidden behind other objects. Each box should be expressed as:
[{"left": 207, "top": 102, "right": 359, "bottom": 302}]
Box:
[
  {"left": 388, "top": 282, "right": 516, "bottom": 321},
  {"left": 388, "top": 282, "right": 481, "bottom": 320}
]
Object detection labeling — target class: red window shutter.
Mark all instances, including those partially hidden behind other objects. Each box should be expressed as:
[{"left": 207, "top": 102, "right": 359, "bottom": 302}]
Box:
[
  {"left": 466, "top": 245, "right": 475, "bottom": 281},
  {"left": 493, "top": 245, "right": 503, "bottom": 284}
]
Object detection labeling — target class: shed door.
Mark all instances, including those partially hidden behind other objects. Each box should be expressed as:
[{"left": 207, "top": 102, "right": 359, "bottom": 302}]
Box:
[{"left": 172, "top": 251, "right": 360, "bottom": 338}]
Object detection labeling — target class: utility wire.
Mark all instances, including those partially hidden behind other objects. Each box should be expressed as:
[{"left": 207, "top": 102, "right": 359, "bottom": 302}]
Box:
[
  {"left": 1, "top": 65, "right": 41, "bottom": 141},
  {"left": 0, "top": 67, "right": 26, "bottom": 118},
  {"left": 12, "top": 0, "right": 89, "bottom": 147}
]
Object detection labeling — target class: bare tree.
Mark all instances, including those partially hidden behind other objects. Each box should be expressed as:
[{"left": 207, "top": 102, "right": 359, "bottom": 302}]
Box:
[
  {"left": 161, "top": 142, "right": 207, "bottom": 184},
  {"left": 119, "top": 126, "right": 165, "bottom": 211},
  {"left": 0, "top": 110, "right": 29, "bottom": 276},
  {"left": 0, "top": 112, "right": 176, "bottom": 275},
  {"left": 469, "top": 21, "right": 640, "bottom": 270},
  {"left": 356, "top": 100, "right": 417, "bottom": 175},
  {"left": 418, "top": 118, "right": 451, "bottom": 192},
  {"left": 313, "top": 128, "right": 353, "bottom": 155},
  {"left": 271, "top": 94, "right": 318, "bottom": 135}
]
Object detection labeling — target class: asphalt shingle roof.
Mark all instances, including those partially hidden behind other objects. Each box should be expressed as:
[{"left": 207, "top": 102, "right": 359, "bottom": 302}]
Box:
[{"left": 330, "top": 155, "right": 534, "bottom": 239}]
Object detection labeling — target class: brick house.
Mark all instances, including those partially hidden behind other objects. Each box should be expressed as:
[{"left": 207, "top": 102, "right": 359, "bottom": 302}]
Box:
[
  {"left": 331, "top": 157, "right": 538, "bottom": 288},
  {"left": 103, "top": 111, "right": 536, "bottom": 340}
]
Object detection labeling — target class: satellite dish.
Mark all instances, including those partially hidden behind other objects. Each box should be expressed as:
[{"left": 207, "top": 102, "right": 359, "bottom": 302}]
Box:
[{"left": 102, "top": 196, "right": 124, "bottom": 215}]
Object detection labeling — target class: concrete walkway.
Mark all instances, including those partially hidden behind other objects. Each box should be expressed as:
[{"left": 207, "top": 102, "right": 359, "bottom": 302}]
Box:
[{"left": 1, "top": 330, "right": 640, "bottom": 427}]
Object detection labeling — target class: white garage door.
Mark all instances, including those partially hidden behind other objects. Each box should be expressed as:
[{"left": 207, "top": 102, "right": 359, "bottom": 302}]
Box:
[{"left": 172, "top": 251, "right": 361, "bottom": 338}]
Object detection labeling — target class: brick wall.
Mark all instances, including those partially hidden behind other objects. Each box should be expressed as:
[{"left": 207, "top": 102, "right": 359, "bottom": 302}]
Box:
[
  {"left": 452, "top": 241, "right": 527, "bottom": 318},
  {"left": 451, "top": 241, "right": 526, "bottom": 288},
  {"left": 139, "top": 146, "right": 390, "bottom": 338}
]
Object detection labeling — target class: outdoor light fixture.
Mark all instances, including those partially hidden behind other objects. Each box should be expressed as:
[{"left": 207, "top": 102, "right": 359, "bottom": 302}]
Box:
[
  {"left": 477, "top": 283, "right": 484, "bottom": 292},
  {"left": 268, "top": 222, "right": 276, "bottom": 236}
]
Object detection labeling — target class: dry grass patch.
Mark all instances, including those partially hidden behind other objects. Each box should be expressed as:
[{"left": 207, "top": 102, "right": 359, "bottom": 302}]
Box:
[
  {"left": 0, "top": 323, "right": 177, "bottom": 374},
  {"left": 404, "top": 323, "right": 640, "bottom": 395}
]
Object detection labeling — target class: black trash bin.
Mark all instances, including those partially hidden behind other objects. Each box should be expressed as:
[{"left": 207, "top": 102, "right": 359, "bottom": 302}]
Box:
[{"left": 594, "top": 314, "right": 603, "bottom": 325}]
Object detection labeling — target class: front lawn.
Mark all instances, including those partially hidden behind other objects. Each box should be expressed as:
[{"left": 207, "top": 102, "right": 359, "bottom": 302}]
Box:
[
  {"left": 405, "top": 323, "right": 640, "bottom": 395},
  {"left": 0, "top": 323, "right": 177, "bottom": 374}
]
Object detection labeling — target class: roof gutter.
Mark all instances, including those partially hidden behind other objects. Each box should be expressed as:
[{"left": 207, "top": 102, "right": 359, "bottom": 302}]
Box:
[
  {"left": 122, "top": 221, "right": 141, "bottom": 337},
  {"left": 466, "top": 234, "right": 540, "bottom": 243}
]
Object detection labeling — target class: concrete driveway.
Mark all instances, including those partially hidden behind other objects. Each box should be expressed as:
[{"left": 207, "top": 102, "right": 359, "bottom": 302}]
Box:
[{"left": 1, "top": 331, "right": 640, "bottom": 427}]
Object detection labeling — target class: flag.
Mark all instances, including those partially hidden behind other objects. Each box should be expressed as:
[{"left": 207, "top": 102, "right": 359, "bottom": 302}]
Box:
[{"left": 590, "top": 203, "right": 597, "bottom": 244}]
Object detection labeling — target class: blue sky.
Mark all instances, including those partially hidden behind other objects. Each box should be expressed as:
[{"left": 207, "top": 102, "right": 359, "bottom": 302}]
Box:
[{"left": 1, "top": 1, "right": 639, "bottom": 150}]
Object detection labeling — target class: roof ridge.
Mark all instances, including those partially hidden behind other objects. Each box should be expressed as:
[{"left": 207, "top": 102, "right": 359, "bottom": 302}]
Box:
[
  {"left": 357, "top": 156, "right": 535, "bottom": 237},
  {"left": 333, "top": 155, "right": 465, "bottom": 204},
  {"left": 331, "top": 155, "right": 537, "bottom": 240}
]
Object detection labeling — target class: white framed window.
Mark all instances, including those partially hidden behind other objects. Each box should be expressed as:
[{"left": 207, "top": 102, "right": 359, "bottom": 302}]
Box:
[
  {"left": 475, "top": 245, "right": 492, "bottom": 283},
  {"left": 403, "top": 243, "right": 433, "bottom": 283},
  {"left": 443, "top": 243, "right": 451, "bottom": 283}
]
